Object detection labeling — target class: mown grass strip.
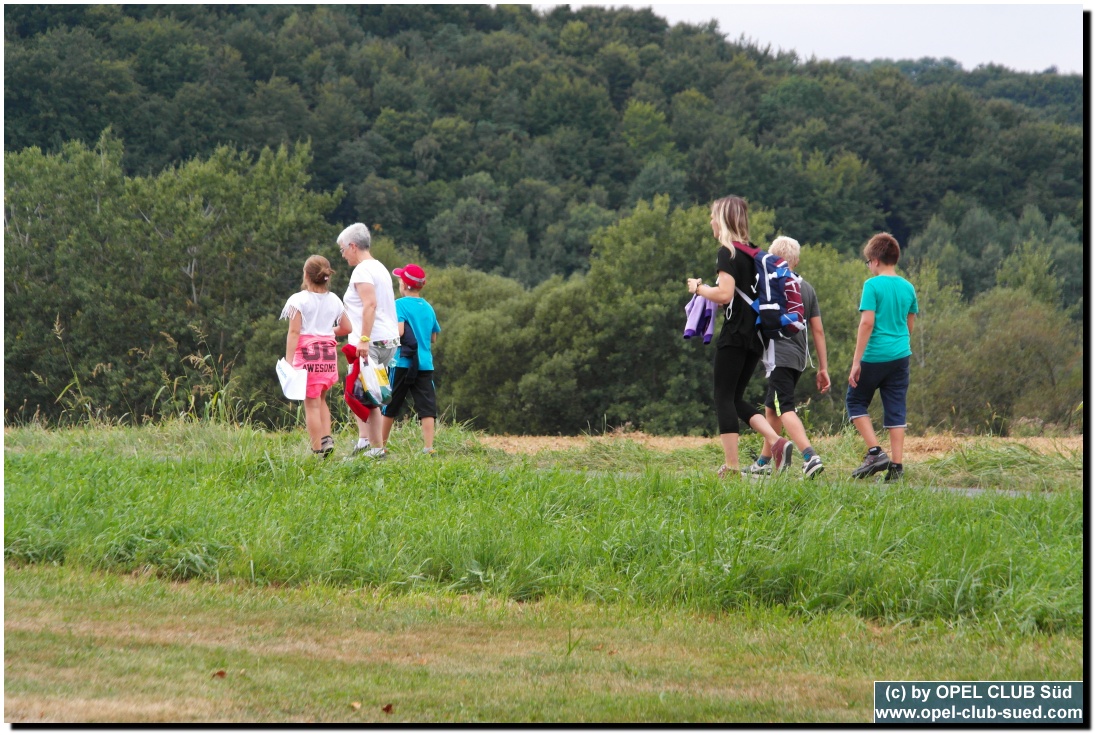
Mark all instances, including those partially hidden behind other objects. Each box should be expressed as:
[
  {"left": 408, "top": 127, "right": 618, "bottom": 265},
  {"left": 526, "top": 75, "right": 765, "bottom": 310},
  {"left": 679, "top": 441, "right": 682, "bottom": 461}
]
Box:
[
  {"left": 6, "top": 423, "right": 1081, "bottom": 633},
  {"left": 5, "top": 563, "right": 1082, "bottom": 723}
]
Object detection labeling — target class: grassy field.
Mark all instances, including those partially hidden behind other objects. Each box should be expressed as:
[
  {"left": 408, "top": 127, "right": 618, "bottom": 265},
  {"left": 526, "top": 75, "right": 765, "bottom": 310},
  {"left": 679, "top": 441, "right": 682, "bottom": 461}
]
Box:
[
  {"left": 6, "top": 563, "right": 1082, "bottom": 724},
  {"left": 4, "top": 421, "right": 1085, "bottom": 722}
]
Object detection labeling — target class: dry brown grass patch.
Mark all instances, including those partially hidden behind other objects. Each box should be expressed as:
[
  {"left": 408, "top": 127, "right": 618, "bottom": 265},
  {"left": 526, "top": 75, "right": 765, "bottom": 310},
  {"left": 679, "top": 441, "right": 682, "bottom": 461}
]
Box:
[{"left": 5, "top": 695, "right": 225, "bottom": 724}]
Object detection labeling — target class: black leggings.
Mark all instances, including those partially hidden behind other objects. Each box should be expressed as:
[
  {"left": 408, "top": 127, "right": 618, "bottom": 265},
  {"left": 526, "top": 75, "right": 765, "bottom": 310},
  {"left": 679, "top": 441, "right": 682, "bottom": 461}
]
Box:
[{"left": 714, "top": 346, "right": 762, "bottom": 434}]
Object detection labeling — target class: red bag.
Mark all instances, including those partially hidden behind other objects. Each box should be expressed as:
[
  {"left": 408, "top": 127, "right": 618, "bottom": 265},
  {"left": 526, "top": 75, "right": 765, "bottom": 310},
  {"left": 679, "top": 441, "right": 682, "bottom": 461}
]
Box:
[{"left": 341, "top": 343, "right": 372, "bottom": 422}]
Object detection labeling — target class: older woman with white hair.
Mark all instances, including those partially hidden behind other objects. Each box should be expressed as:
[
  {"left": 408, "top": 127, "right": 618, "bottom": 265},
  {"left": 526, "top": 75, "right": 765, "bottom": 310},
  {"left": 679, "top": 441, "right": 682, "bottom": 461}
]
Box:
[{"left": 337, "top": 222, "right": 400, "bottom": 459}]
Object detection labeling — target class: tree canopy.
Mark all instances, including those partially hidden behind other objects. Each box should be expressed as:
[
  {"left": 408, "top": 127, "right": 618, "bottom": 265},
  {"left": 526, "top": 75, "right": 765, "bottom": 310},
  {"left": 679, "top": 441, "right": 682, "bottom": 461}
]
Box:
[
  {"left": 4, "top": 5, "right": 1084, "bottom": 435},
  {"left": 5, "top": 4, "right": 1082, "bottom": 280}
]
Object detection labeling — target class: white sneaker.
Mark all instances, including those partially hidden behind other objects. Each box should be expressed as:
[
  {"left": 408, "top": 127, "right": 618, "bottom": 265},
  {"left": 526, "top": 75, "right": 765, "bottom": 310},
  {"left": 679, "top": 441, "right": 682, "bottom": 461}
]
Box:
[
  {"left": 363, "top": 447, "right": 388, "bottom": 460},
  {"left": 741, "top": 459, "right": 772, "bottom": 479}
]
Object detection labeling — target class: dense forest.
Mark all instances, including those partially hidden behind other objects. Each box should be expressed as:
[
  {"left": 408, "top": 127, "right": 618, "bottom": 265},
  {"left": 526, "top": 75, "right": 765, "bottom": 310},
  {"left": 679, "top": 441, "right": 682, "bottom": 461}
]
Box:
[{"left": 4, "top": 5, "right": 1084, "bottom": 436}]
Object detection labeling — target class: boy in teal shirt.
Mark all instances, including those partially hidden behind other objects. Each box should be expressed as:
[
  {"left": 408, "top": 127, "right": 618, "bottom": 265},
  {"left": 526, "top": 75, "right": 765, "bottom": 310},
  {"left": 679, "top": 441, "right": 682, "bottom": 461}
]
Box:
[
  {"left": 846, "top": 233, "right": 919, "bottom": 481},
  {"left": 380, "top": 264, "right": 442, "bottom": 454}
]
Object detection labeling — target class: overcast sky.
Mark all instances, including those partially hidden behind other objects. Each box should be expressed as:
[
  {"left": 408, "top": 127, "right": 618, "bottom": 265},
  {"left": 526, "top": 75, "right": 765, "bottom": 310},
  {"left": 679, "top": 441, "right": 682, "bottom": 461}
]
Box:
[{"left": 534, "top": 3, "right": 1085, "bottom": 75}]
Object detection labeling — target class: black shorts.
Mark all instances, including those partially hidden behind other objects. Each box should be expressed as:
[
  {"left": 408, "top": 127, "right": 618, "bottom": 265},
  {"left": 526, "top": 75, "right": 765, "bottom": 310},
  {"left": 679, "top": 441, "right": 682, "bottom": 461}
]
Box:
[
  {"left": 381, "top": 368, "right": 437, "bottom": 420},
  {"left": 764, "top": 366, "right": 803, "bottom": 415}
]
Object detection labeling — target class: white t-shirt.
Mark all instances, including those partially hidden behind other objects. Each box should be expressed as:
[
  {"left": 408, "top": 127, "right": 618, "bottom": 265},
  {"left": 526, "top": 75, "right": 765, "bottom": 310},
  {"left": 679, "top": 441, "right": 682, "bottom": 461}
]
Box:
[
  {"left": 343, "top": 258, "right": 399, "bottom": 342},
  {"left": 279, "top": 291, "right": 347, "bottom": 336}
]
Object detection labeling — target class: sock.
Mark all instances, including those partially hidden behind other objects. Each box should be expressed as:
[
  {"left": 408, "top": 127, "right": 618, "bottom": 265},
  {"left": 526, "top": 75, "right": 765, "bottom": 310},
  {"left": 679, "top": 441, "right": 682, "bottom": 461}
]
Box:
[
  {"left": 757, "top": 456, "right": 771, "bottom": 466},
  {"left": 356, "top": 438, "right": 370, "bottom": 449},
  {"left": 803, "top": 447, "right": 815, "bottom": 461},
  {"left": 868, "top": 446, "right": 882, "bottom": 456}
]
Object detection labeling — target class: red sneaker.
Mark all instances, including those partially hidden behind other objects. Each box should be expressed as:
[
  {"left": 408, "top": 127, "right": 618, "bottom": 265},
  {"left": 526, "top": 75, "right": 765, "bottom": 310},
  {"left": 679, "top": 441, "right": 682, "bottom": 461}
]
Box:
[{"left": 773, "top": 438, "right": 794, "bottom": 474}]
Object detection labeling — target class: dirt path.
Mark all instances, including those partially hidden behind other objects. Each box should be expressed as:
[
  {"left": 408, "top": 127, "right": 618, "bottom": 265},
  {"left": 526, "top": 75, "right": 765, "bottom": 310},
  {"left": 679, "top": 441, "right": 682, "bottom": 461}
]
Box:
[{"left": 476, "top": 433, "right": 1082, "bottom": 462}]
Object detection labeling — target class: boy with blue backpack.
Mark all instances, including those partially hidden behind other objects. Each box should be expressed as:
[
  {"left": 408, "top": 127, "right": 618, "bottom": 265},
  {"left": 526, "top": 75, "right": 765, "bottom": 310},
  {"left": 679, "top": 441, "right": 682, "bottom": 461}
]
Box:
[
  {"left": 743, "top": 236, "right": 831, "bottom": 478},
  {"left": 847, "top": 233, "right": 919, "bottom": 481}
]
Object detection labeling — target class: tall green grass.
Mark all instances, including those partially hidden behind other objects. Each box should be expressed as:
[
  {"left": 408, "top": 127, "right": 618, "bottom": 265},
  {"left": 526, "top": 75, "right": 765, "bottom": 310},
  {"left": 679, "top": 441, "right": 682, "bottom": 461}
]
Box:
[{"left": 5, "top": 422, "right": 1082, "bottom": 633}]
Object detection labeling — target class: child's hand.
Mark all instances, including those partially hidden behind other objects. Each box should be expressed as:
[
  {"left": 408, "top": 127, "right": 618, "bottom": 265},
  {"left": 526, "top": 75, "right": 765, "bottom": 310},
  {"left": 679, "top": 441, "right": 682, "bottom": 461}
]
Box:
[
  {"left": 816, "top": 369, "right": 831, "bottom": 394},
  {"left": 848, "top": 362, "right": 861, "bottom": 388}
]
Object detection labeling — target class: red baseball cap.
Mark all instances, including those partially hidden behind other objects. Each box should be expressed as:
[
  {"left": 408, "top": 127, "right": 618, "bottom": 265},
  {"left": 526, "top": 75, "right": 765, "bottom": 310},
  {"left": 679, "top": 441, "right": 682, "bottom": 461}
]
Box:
[{"left": 393, "top": 263, "right": 426, "bottom": 288}]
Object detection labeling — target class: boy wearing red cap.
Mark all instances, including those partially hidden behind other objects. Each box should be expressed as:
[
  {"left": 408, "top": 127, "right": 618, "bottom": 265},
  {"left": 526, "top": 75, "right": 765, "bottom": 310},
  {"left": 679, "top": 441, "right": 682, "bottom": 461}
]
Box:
[{"left": 380, "top": 264, "right": 442, "bottom": 454}]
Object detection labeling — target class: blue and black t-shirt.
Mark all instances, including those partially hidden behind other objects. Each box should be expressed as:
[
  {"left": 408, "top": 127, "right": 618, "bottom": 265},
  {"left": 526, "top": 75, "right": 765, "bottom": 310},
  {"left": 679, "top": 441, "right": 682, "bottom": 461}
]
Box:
[{"left": 395, "top": 297, "right": 441, "bottom": 370}]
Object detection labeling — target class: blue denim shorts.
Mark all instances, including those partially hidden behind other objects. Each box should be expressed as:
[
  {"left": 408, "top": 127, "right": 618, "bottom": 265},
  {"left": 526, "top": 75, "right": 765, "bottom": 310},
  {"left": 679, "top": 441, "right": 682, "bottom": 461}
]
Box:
[{"left": 845, "top": 356, "right": 910, "bottom": 429}]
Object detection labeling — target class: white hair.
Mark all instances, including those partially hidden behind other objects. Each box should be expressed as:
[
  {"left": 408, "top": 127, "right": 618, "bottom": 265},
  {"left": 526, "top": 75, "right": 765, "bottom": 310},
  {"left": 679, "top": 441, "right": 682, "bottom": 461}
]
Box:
[
  {"left": 337, "top": 223, "right": 371, "bottom": 250},
  {"left": 769, "top": 235, "right": 801, "bottom": 267}
]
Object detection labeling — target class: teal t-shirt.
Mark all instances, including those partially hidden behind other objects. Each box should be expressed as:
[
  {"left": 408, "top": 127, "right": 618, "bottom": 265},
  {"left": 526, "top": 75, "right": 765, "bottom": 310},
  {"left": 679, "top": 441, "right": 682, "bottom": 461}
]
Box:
[
  {"left": 395, "top": 296, "right": 441, "bottom": 370},
  {"left": 859, "top": 274, "right": 919, "bottom": 362}
]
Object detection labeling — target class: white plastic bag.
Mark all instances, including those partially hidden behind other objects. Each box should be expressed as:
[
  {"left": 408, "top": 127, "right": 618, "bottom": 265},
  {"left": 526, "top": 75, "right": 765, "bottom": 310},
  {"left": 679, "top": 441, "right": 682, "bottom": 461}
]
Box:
[
  {"left": 276, "top": 358, "right": 308, "bottom": 401},
  {"left": 358, "top": 353, "right": 392, "bottom": 407}
]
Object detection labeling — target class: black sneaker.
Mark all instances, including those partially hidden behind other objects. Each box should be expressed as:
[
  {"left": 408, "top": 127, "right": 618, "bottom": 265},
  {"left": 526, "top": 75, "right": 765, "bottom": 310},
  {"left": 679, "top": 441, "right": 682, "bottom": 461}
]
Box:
[
  {"left": 851, "top": 449, "right": 891, "bottom": 479},
  {"left": 802, "top": 455, "right": 824, "bottom": 478},
  {"left": 884, "top": 463, "right": 904, "bottom": 482}
]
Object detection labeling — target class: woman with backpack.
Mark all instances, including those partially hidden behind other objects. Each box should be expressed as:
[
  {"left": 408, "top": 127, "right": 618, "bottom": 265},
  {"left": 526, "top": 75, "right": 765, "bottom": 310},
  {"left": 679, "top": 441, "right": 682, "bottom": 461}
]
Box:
[{"left": 687, "top": 195, "right": 792, "bottom": 479}]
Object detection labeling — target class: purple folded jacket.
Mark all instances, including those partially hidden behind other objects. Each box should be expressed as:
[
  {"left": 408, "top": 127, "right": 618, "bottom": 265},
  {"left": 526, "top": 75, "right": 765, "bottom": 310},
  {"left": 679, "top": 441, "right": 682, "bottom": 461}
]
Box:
[{"left": 683, "top": 294, "right": 718, "bottom": 344}]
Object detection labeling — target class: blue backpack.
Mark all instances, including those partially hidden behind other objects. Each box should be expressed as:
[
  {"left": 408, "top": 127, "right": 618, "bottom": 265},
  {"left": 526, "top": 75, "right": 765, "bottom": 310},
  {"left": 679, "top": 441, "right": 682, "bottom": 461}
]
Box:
[{"left": 732, "top": 241, "right": 806, "bottom": 343}]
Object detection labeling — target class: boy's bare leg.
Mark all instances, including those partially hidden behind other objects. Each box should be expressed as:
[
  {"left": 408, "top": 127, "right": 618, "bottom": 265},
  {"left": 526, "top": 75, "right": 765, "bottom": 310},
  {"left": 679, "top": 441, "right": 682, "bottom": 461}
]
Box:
[
  {"left": 888, "top": 427, "right": 905, "bottom": 464},
  {"left": 851, "top": 415, "right": 879, "bottom": 451},
  {"left": 761, "top": 407, "right": 783, "bottom": 456},
  {"left": 778, "top": 410, "right": 811, "bottom": 453},
  {"left": 422, "top": 417, "right": 435, "bottom": 450},
  {"left": 381, "top": 414, "right": 395, "bottom": 447}
]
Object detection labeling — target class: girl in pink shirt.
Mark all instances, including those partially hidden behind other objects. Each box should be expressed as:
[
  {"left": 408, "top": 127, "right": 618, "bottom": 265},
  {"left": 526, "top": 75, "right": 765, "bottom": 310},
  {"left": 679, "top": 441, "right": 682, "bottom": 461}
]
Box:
[{"left": 280, "top": 255, "right": 351, "bottom": 457}]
